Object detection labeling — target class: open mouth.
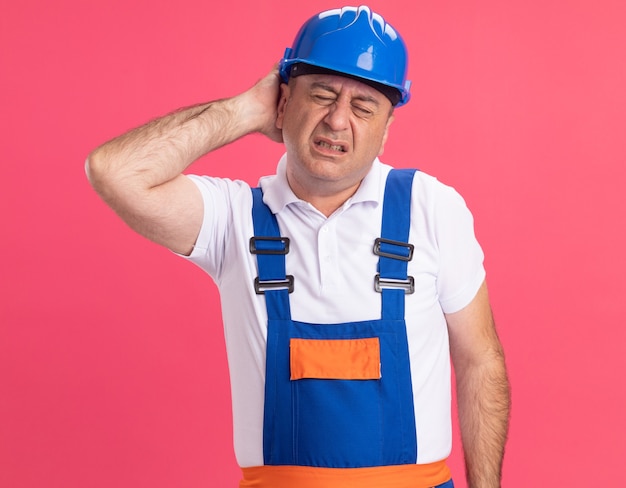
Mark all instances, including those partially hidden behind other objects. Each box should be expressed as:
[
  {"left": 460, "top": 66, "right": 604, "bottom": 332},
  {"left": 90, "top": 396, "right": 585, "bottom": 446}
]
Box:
[{"left": 315, "top": 140, "right": 347, "bottom": 153}]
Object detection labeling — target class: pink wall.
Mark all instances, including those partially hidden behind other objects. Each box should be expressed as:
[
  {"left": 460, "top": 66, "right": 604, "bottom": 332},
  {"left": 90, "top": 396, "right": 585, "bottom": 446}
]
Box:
[{"left": 2, "top": 1, "right": 625, "bottom": 486}]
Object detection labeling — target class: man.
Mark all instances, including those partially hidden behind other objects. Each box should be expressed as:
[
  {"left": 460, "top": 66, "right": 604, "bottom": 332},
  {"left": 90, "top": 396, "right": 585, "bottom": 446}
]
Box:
[{"left": 86, "top": 6, "right": 509, "bottom": 488}]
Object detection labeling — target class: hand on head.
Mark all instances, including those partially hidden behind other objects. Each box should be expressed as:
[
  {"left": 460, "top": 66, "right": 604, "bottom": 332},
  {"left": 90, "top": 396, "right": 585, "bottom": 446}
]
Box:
[{"left": 243, "top": 66, "right": 284, "bottom": 144}]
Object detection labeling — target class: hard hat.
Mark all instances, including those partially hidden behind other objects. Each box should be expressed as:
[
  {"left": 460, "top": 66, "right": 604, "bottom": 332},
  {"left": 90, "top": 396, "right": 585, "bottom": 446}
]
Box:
[{"left": 279, "top": 6, "right": 411, "bottom": 107}]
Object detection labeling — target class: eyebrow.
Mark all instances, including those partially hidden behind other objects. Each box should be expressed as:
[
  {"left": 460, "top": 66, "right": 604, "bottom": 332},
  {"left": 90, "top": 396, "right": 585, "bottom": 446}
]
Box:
[{"left": 310, "top": 81, "right": 381, "bottom": 106}]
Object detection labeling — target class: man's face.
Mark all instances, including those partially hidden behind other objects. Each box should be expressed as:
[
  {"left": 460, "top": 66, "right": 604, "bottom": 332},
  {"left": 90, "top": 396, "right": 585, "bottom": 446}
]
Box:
[{"left": 276, "top": 73, "right": 394, "bottom": 202}]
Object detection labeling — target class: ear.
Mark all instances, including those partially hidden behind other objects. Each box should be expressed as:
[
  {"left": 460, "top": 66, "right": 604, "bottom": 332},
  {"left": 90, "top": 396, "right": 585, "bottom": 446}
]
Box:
[
  {"left": 378, "top": 113, "right": 395, "bottom": 156},
  {"left": 275, "top": 83, "right": 290, "bottom": 130}
]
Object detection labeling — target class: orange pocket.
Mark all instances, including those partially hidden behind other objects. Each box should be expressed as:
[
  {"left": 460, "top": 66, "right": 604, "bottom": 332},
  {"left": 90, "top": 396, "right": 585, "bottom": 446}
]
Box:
[{"left": 290, "top": 338, "right": 381, "bottom": 380}]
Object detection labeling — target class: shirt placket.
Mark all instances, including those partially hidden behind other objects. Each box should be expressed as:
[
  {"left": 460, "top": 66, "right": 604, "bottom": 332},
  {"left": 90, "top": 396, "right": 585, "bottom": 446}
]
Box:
[{"left": 317, "top": 220, "right": 339, "bottom": 293}]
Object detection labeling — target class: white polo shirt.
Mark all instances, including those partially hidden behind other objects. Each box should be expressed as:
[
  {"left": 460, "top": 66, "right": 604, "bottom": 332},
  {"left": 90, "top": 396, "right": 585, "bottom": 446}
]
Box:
[{"left": 182, "top": 155, "right": 485, "bottom": 467}]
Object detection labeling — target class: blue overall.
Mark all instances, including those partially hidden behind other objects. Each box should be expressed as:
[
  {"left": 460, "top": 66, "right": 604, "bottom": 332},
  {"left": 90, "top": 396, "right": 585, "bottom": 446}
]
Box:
[{"left": 250, "top": 169, "right": 420, "bottom": 469}]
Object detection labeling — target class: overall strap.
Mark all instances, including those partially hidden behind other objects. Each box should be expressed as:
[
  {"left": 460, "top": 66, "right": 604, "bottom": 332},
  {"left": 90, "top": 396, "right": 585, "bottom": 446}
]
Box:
[
  {"left": 376, "top": 169, "right": 417, "bottom": 320},
  {"left": 250, "top": 188, "right": 292, "bottom": 321}
]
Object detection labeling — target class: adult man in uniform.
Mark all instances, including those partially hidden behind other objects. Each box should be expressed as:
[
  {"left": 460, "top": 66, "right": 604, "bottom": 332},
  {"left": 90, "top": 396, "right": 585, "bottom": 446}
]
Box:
[{"left": 86, "top": 6, "right": 510, "bottom": 488}]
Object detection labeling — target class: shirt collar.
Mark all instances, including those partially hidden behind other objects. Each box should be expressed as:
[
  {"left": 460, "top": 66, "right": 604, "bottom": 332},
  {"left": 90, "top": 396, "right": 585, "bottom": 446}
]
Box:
[{"left": 258, "top": 153, "right": 388, "bottom": 214}]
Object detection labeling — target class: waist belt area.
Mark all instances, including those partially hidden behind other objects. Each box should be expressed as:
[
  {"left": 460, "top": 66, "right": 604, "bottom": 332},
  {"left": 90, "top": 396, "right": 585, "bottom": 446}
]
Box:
[{"left": 240, "top": 461, "right": 451, "bottom": 488}]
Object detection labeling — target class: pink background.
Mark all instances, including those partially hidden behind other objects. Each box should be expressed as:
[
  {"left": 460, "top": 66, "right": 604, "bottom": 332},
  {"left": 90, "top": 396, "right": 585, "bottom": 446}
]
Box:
[{"left": 2, "top": 0, "right": 625, "bottom": 486}]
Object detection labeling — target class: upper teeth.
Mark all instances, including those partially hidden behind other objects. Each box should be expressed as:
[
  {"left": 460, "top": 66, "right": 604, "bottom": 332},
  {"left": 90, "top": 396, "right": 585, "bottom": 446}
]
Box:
[{"left": 318, "top": 141, "right": 344, "bottom": 152}]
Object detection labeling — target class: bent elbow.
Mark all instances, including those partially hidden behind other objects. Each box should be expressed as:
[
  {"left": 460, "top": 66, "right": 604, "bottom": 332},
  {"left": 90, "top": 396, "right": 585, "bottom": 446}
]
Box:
[
  {"left": 84, "top": 154, "right": 96, "bottom": 188},
  {"left": 84, "top": 147, "right": 108, "bottom": 192},
  {"left": 84, "top": 146, "right": 129, "bottom": 200}
]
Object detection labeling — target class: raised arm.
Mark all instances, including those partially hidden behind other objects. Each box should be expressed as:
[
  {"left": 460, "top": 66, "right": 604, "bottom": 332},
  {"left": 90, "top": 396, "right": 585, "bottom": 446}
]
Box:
[
  {"left": 85, "top": 69, "right": 283, "bottom": 255},
  {"left": 446, "top": 280, "right": 510, "bottom": 488}
]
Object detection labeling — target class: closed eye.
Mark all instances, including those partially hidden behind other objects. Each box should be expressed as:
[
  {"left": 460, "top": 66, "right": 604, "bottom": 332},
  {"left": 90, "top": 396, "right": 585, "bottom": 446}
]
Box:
[
  {"left": 313, "top": 94, "right": 336, "bottom": 105},
  {"left": 352, "top": 105, "right": 374, "bottom": 117}
]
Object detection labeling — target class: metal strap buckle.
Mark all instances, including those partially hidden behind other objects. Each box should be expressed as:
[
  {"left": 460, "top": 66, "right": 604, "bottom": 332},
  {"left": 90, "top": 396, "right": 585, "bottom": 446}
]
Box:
[
  {"left": 374, "top": 274, "right": 415, "bottom": 294},
  {"left": 249, "top": 237, "right": 290, "bottom": 255},
  {"left": 373, "top": 238, "right": 414, "bottom": 261},
  {"left": 254, "top": 276, "right": 295, "bottom": 295}
]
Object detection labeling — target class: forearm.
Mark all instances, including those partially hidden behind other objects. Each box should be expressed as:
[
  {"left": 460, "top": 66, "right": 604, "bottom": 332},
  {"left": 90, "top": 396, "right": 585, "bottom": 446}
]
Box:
[
  {"left": 455, "top": 349, "right": 510, "bottom": 488},
  {"left": 86, "top": 95, "right": 256, "bottom": 199}
]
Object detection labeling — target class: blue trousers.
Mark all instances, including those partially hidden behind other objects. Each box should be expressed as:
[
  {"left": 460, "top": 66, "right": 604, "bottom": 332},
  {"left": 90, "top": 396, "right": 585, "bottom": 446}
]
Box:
[{"left": 435, "top": 481, "right": 454, "bottom": 488}]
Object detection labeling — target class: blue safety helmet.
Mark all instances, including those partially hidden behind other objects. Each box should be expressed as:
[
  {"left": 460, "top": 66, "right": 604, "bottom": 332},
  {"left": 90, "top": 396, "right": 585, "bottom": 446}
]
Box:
[{"left": 279, "top": 6, "right": 411, "bottom": 107}]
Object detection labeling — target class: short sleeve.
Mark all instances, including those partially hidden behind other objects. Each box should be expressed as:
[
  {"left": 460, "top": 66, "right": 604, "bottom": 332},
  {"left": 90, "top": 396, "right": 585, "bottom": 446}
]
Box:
[
  {"left": 433, "top": 184, "right": 486, "bottom": 313},
  {"left": 176, "top": 175, "right": 251, "bottom": 280}
]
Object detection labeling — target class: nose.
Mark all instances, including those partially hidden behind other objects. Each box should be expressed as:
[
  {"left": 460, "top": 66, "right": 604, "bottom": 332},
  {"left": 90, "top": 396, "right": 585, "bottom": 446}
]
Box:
[{"left": 323, "top": 99, "right": 350, "bottom": 131}]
